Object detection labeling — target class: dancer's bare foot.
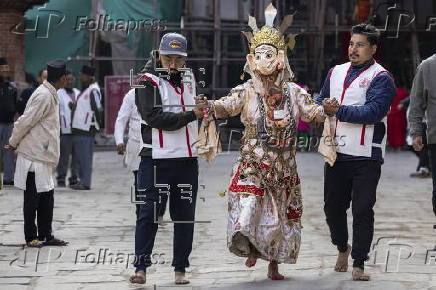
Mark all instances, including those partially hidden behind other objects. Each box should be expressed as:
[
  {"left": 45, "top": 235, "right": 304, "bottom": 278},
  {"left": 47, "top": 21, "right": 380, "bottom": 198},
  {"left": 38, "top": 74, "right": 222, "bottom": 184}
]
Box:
[
  {"left": 245, "top": 253, "right": 257, "bottom": 268},
  {"left": 335, "top": 244, "right": 351, "bottom": 272},
  {"left": 129, "top": 270, "right": 146, "bottom": 284},
  {"left": 175, "top": 271, "right": 190, "bottom": 285},
  {"left": 268, "top": 261, "right": 284, "bottom": 280},
  {"left": 352, "top": 267, "right": 370, "bottom": 281}
]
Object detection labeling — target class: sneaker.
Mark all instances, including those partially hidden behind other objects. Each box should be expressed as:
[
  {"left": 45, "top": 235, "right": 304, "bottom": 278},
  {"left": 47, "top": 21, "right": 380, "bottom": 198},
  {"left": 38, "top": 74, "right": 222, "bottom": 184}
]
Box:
[
  {"left": 410, "top": 167, "right": 431, "bottom": 178},
  {"left": 70, "top": 184, "right": 90, "bottom": 190}
]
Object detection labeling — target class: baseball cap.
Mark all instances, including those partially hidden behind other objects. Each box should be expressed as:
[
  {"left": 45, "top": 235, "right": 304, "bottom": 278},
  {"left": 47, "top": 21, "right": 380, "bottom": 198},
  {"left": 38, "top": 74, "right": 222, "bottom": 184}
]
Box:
[{"left": 159, "top": 33, "right": 187, "bottom": 56}]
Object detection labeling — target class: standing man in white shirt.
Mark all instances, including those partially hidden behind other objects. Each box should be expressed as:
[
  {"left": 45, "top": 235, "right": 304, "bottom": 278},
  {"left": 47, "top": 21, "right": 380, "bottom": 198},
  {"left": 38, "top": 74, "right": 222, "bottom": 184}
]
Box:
[
  {"left": 5, "top": 59, "right": 69, "bottom": 247},
  {"left": 56, "top": 70, "right": 80, "bottom": 187},
  {"left": 114, "top": 88, "right": 142, "bottom": 216},
  {"left": 71, "top": 65, "right": 103, "bottom": 190}
]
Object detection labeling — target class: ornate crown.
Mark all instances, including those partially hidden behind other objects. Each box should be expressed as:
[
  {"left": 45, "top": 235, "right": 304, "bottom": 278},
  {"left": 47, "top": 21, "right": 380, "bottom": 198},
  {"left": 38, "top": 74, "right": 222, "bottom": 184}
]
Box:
[{"left": 243, "top": 3, "right": 296, "bottom": 53}]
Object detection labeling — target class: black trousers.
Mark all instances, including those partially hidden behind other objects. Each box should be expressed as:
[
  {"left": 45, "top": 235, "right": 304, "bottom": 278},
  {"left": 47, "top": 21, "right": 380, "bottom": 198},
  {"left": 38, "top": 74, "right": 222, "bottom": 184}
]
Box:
[
  {"left": 428, "top": 144, "right": 436, "bottom": 216},
  {"left": 23, "top": 172, "right": 54, "bottom": 243},
  {"left": 133, "top": 170, "right": 140, "bottom": 217},
  {"left": 134, "top": 157, "right": 198, "bottom": 273},
  {"left": 133, "top": 170, "right": 167, "bottom": 218},
  {"left": 324, "top": 160, "right": 381, "bottom": 266}
]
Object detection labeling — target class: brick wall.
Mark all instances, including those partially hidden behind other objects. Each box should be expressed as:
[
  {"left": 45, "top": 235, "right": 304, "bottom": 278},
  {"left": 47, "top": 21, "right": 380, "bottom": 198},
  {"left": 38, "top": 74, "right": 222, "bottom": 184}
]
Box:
[{"left": 0, "top": 10, "right": 25, "bottom": 86}]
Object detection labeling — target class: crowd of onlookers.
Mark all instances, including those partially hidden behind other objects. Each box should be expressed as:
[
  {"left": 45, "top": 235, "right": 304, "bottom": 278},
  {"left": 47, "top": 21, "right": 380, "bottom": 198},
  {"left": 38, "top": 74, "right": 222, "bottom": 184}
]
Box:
[{"left": 0, "top": 57, "right": 102, "bottom": 190}]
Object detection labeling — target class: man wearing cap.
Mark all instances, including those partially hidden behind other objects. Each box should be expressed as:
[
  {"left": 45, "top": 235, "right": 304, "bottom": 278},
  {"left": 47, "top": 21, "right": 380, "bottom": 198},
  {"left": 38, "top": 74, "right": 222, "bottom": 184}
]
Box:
[
  {"left": 70, "top": 65, "right": 103, "bottom": 190},
  {"left": 0, "top": 57, "right": 18, "bottom": 187},
  {"left": 130, "top": 33, "right": 205, "bottom": 285},
  {"left": 4, "top": 59, "right": 69, "bottom": 247},
  {"left": 56, "top": 70, "right": 80, "bottom": 187}
]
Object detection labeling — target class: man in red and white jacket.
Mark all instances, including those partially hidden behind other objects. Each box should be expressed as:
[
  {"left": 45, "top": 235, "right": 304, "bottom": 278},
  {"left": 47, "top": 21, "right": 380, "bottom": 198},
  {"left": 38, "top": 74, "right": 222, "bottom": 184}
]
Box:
[
  {"left": 56, "top": 70, "right": 80, "bottom": 187},
  {"left": 317, "top": 23, "right": 396, "bottom": 281},
  {"left": 70, "top": 65, "right": 103, "bottom": 190},
  {"left": 130, "top": 33, "right": 205, "bottom": 285}
]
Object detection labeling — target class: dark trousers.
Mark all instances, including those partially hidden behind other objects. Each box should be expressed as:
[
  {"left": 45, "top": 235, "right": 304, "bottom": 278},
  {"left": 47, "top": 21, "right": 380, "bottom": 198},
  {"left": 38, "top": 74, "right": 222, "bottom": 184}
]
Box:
[
  {"left": 72, "top": 135, "right": 94, "bottom": 188},
  {"left": 428, "top": 144, "right": 436, "bottom": 216},
  {"left": 133, "top": 169, "right": 167, "bottom": 218},
  {"left": 23, "top": 172, "right": 54, "bottom": 243},
  {"left": 133, "top": 170, "right": 140, "bottom": 217},
  {"left": 324, "top": 160, "right": 381, "bottom": 267},
  {"left": 0, "top": 122, "right": 15, "bottom": 182},
  {"left": 57, "top": 134, "right": 78, "bottom": 184},
  {"left": 134, "top": 157, "right": 198, "bottom": 273}
]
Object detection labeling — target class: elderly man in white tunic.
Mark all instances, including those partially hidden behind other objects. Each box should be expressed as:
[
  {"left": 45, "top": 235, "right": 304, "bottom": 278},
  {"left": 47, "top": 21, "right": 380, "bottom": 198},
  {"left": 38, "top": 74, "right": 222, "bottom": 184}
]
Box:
[{"left": 5, "top": 59, "right": 69, "bottom": 247}]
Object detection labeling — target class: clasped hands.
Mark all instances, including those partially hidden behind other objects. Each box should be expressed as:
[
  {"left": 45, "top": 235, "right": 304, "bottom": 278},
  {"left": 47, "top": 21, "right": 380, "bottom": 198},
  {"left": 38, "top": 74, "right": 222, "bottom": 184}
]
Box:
[
  {"left": 323, "top": 98, "right": 340, "bottom": 116},
  {"left": 193, "top": 95, "right": 209, "bottom": 118}
]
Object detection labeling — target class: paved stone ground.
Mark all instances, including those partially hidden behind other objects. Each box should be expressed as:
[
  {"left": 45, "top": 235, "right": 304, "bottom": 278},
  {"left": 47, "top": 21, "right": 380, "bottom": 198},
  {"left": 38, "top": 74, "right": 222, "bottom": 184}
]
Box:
[{"left": 0, "top": 150, "right": 435, "bottom": 290}]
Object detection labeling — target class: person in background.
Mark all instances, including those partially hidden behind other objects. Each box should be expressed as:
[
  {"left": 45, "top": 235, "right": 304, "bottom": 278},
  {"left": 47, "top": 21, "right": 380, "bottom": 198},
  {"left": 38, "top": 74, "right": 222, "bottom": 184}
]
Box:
[
  {"left": 387, "top": 84, "right": 408, "bottom": 149},
  {"left": 354, "top": 0, "right": 373, "bottom": 23},
  {"left": 17, "top": 68, "right": 47, "bottom": 115},
  {"left": 408, "top": 53, "right": 436, "bottom": 216},
  {"left": 0, "top": 57, "right": 18, "bottom": 186},
  {"left": 70, "top": 65, "right": 103, "bottom": 190},
  {"left": 56, "top": 70, "right": 80, "bottom": 187}
]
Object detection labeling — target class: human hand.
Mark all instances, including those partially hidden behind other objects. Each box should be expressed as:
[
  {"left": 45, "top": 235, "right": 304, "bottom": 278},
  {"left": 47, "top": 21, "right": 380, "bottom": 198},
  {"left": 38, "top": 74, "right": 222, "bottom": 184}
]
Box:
[
  {"left": 195, "top": 95, "right": 209, "bottom": 108},
  {"left": 116, "top": 143, "right": 126, "bottom": 155},
  {"left": 323, "top": 98, "right": 340, "bottom": 116},
  {"left": 194, "top": 95, "right": 209, "bottom": 119},
  {"left": 323, "top": 98, "right": 339, "bottom": 106},
  {"left": 193, "top": 107, "right": 205, "bottom": 118},
  {"left": 4, "top": 144, "right": 16, "bottom": 151},
  {"left": 412, "top": 136, "right": 423, "bottom": 151}
]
